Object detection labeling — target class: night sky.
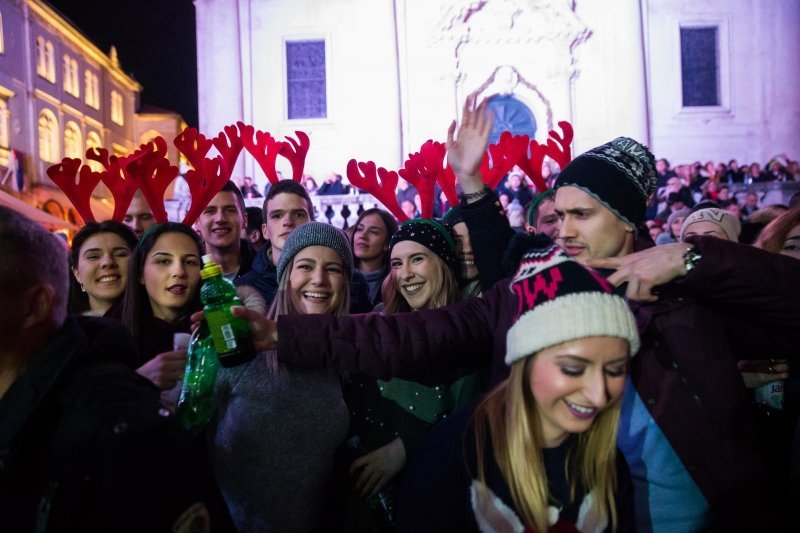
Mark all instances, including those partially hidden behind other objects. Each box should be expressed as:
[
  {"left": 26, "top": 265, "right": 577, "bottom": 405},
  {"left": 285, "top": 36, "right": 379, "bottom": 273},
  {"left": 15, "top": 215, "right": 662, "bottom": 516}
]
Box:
[{"left": 47, "top": 0, "right": 199, "bottom": 126}]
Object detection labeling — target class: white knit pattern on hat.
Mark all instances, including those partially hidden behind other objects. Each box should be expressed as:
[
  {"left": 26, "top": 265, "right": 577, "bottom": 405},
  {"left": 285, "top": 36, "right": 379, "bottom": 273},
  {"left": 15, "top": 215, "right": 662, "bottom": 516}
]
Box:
[{"left": 505, "top": 291, "right": 640, "bottom": 366}]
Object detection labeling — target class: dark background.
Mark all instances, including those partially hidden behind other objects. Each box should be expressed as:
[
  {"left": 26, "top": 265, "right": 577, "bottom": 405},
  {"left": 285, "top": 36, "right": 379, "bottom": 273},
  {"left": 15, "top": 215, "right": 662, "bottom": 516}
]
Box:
[{"left": 48, "top": 0, "right": 199, "bottom": 126}]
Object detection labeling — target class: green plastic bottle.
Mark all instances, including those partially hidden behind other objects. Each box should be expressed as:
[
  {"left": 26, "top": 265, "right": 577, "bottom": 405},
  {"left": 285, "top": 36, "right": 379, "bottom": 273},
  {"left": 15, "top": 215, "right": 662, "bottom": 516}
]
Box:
[
  {"left": 176, "top": 324, "right": 219, "bottom": 430},
  {"left": 199, "top": 254, "right": 257, "bottom": 367}
]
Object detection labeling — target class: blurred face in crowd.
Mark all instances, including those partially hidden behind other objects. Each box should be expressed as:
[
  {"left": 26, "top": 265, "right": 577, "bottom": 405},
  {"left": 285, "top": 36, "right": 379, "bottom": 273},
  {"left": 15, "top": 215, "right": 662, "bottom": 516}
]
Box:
[
  {"left": 141, "top": 232, "right": 201, "bottom": 322},
  {"left": 781, "top": 224, "right": 800, "bottom": 261},
  {"left": 288, "top": 246, "right": 346, "bottom": 315},
  {"left": 263, "top": 192, "right": 311, "bottom": 256},
  {"left": 666, "top": 177, "right": 680, "bottom": 191},
  {"left": 196, "top": 191, "right": 246, "bottom": 251},
  {"left": 682, "top": 221, "right": 730, "bottom": 241},
  {"left": 726, "top": 203, "right": 742, "bottom": 218},
  {"left": 670, "top": 215, "right": 687, "bottom": 237},
  {"left": 508, "top": 173, "right": 523, "bottom": 190},
  {"left": 656, "top": 159, "right": 668, "bottom": 174},
  {"left": 718, "top": 187, "right": 731, "bottom": 201},
  {"left": 555, "top": 186, "right": 634, "bottom": 262},
  {"left": 400, "top": 200, "right": 416, "bottom": 220},
  {"left": 353, "top": 213, "right": 390, "bottom": 266},
  {"left": 390, "top": 240, "right": 442, "bottom": 311},
  {"left": 649, "top": 226, "right": 663, "bottom": 241},
  {"left": 451, "top": 221, "right": 478, "bottom": 280},
  {"left": 531, "top": 198, "right": 560, "bottom": 240},
  {"left": 528, "top": 336, "right": 629, "bottom": 447},
  {"left": 745, "top": 193, "right": 758, "bottom": 208},
  {"left": 72, "top": 232, "right": 131, "bottom": 312},
  {"left": 123, "top": 195, "right": 156, "bottom": 239},
  {"left": 499, "top": 194, "right": 510, "bottom": 210}
]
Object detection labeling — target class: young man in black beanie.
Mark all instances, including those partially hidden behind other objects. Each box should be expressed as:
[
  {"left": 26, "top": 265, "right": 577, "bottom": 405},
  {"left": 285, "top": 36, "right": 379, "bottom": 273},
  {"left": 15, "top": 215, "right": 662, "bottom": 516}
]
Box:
[{"left": 229, "top": 96, "right": 800, "bottom": 530}]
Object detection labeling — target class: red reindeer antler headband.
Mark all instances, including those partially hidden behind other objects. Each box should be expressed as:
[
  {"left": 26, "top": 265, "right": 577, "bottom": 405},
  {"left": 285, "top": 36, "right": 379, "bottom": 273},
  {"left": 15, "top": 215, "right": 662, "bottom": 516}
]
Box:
[
  {"left": 47, "top": 123, "right": 311, "bottom": 226},
  {"left": 347, "top": 122, "right": 573, "bottom": 220}
]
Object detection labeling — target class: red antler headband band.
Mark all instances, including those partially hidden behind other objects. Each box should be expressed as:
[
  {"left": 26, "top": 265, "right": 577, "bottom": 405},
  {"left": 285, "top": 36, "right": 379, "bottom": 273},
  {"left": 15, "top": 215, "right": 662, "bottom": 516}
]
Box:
[{"left": 47, "top": 123, "right": 311, "bottom": 226}]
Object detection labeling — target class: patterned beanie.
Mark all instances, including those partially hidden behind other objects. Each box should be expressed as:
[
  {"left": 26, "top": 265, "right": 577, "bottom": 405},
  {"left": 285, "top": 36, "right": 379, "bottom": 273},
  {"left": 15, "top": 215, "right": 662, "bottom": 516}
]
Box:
[
  {"left": 554, "top": 137, "right": 657, "bottom": 231},
  {"left": 680, "top": 207, "right": 741, "bottom": 242},
  {"left": 277, "top": 222, "right": 353, "bottom": 281},
  {"left": 505, "top": 238, "right": 639, "bottom": 365},
  {"left": 390, "top": 218, "right": 458, "bottom": 272}
]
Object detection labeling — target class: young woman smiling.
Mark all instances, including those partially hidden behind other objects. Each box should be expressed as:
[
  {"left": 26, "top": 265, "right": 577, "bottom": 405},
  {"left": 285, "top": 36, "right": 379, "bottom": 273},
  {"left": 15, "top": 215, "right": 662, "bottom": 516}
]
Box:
[
  {"left": 68, "top": 221, "right": 138, "bottom": 316},
  {"left": 209, "top": 222, "right": 350, "bottom": 532},
  {"left": 344, "top": 218, "right": 485, "bottom": 530},
  {"left": 119, "top": 223, "right": 204, "bottom": 390},
  {"left": 350, "top": 208, "right": 398, "bottom": 307},
  {"left": 398, "top": 240, "right": 638, "bottom": 532}
]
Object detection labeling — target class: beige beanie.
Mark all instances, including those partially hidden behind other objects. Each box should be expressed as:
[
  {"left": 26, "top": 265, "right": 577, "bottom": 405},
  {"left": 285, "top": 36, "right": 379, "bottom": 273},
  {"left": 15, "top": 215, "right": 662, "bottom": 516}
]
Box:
[{"left": 680, "top": 208, "right": 741, "bottom": 241}]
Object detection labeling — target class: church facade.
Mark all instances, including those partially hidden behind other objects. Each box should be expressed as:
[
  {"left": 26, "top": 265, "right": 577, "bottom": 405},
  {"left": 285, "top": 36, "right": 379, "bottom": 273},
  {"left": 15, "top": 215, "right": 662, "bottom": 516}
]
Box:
[{"left": 195, "top": 0, "right": 800, "bottom": 184}]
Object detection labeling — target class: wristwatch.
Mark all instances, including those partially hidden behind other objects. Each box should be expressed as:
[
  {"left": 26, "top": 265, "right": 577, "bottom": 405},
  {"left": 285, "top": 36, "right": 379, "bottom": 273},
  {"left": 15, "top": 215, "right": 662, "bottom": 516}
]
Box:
[{"left": 682, "top": 246, "right": 702, "bottom": 273}]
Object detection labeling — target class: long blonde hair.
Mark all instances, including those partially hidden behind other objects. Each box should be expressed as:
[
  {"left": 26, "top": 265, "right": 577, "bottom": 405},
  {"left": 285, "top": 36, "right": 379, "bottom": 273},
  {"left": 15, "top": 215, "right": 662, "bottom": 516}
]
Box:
[
  {"left": 471, "top": 357, "right": 621, "bottom": 532},
  {"left": 381, "top": 251, "right": 459, "bottom": 314}
]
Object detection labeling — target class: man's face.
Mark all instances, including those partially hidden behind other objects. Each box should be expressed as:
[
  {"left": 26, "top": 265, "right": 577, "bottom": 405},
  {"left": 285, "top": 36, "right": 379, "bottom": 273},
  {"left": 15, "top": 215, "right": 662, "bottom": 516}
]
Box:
[
  {"left": 532, "top": 199, "right": 559, "bottom": 239},
  {"left": 263, "top": 193, "right": 311, "bottom": 253},
  {"left": 554, "top": 186, "right": 633, "bottom": 262},
  {"left": 666, "top": 177, "right": 680, "bottom": 191},
  {"left": 195, "top": 191, "right": 246, "bottom": 251},
  {"left": 123, "top": 195, "right": 156, "bottom": 239}
]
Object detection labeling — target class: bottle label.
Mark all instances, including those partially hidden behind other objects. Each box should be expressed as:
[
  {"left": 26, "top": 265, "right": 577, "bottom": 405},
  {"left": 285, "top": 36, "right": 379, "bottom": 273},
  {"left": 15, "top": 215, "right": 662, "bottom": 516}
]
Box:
[
  {"left": 206, "top": 308, "right": 240, "bottom": 355},
  {"left": 755, "top": 380, "right": 784, "bottom": 410}
]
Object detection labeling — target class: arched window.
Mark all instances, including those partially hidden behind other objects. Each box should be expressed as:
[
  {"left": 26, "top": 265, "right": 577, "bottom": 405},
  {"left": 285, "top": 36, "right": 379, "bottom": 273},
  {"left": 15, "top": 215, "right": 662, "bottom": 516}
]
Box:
[
  {"left": 64, "top": 121, "right": 82, "bottom": 159},
  {"left": 0, "top": 99, "right": 9, "bottom": 148},
  {"left": 36, "top": 36, "right": 47, "bottom": 77},
  {"left": 85, "top": 130, "right": 103, "bottom": 172},
  {"left": 45, "top": 41, "right": 55, "bottom": 82},
  {"left": 111, "top": 91, "right": 124, "bottom": 125},
  {"left": 38, "top": 109, "right": 59, "bottom": 162}
]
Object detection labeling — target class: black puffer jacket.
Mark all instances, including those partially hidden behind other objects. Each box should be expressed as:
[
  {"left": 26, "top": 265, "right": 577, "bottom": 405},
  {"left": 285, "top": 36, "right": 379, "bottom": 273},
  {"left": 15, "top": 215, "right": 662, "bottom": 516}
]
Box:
[{"left": 0, "top": 317, "right": 232, "bottom": 532}]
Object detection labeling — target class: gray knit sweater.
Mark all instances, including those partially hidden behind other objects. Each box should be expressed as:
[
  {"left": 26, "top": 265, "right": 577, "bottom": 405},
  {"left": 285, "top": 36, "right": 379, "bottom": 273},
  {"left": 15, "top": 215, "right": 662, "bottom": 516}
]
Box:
[{"left": 209, "top": 351, "right": 348, "bottom": 532}]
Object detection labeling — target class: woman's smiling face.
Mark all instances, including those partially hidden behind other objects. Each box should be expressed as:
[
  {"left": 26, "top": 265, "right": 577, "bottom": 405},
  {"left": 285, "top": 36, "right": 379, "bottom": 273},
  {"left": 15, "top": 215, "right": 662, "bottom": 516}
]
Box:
[
  {"left": 288, "top": 245, "right": 346, "bottom": 315},
  {"left": 528, "top": 336, "right": 629, "bottom": 447},
  {"left": 72, "top": 232, "right": 132, "bottom": 312},
  {"left": 390, "top": 240, "right": 441, "bottom": 310}
]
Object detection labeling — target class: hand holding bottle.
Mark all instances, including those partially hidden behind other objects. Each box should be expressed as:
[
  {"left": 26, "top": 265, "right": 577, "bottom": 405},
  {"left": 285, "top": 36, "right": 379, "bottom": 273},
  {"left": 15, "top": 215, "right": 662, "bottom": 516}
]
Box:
[{"left": 137, "top": 349, "right": 188, "bottom": 390}]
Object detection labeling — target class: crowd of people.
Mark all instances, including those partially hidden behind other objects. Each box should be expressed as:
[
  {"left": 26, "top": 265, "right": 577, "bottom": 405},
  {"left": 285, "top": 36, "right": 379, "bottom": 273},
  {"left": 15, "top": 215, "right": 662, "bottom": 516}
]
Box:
[{"left": 2, "top": 94, "right": 800, "bottom": 532}]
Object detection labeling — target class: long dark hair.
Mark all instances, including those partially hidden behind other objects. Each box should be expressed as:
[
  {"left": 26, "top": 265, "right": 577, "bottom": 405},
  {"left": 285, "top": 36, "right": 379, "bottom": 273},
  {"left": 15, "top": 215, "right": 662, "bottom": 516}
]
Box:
[
  {"left": 68, "top": 221, "right": 137, "bottom": 314},
  {"left": 120, "top": 222, "right": 204, "bottom": 344},
  {"left": 350, "top": 208, "right": 398, "bottom": 271}
]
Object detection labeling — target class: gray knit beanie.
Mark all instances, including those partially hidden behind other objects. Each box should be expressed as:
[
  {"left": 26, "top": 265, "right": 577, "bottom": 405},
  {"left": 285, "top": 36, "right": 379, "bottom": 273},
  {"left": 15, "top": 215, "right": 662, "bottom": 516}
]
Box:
[{"left": 276, "top": 222, "right": 353, "bottom": 281}]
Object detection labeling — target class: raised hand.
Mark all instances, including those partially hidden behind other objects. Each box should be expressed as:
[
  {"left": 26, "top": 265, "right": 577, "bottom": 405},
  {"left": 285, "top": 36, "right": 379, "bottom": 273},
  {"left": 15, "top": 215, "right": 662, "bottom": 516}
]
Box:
[{"left": 447, "top": 93, "right": 493, "bottom": 196}]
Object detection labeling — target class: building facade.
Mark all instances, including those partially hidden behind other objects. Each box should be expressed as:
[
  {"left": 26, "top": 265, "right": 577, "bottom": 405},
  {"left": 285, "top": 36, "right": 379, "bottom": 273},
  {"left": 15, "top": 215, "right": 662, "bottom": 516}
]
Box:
[
  {"left": 195, "top": 0, "right": 800, "bottom": 190},
  {"left": 0, "top": 0, "right": 185, "bottom": 225}
]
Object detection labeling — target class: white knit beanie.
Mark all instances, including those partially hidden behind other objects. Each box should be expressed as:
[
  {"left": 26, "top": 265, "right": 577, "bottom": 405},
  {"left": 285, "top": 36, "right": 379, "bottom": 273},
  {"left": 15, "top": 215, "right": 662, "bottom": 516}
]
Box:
[{"left": 505, "top": 240, "right": 640, "bottom": 365}]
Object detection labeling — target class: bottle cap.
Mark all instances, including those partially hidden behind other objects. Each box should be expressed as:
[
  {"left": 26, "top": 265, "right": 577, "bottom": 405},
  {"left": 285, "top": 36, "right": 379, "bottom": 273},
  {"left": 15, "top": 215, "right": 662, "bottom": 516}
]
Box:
[{"left": 200, "top": 254, "right": 223, "bottom": 279}]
